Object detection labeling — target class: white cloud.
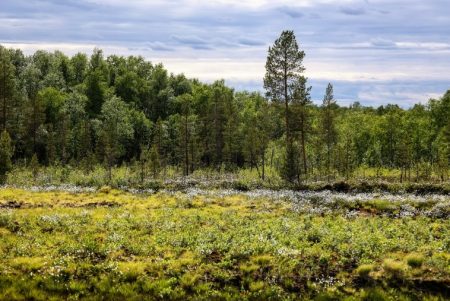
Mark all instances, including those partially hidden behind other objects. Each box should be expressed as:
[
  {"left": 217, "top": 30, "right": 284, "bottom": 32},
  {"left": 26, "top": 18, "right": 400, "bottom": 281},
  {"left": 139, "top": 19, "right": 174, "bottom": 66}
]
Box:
[
  {"left": 358, "top": 90, "right": 442, "bottom": 106},
  {"left": 84, "top": 0, "right": 356, "bottom": 9},
  {"left": 1, "top": 0, "right": 449, "bottom": 106}
]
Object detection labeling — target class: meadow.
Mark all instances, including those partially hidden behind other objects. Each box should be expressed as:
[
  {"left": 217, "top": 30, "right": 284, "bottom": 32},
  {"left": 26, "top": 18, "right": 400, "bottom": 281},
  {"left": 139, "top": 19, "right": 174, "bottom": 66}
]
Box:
[{"left": 0, "top": 187, "right": 449, "bottom": 300}]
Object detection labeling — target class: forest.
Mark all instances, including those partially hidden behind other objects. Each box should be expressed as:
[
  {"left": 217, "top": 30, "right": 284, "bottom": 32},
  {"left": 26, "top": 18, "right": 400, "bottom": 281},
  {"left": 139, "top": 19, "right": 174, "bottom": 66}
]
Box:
[{"left": 0, "top": 31, "right": 449, "bottom": 188}]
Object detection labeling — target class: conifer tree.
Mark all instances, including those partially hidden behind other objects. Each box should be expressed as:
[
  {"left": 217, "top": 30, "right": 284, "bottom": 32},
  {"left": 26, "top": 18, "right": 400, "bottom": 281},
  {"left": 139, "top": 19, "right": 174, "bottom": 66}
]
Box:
[
  {"left": 30, "top": 153, "right": 40, "bottom": 182},
  {"left": 291, "top": 76, "right": 312, "bottom": 177},
  {"left": 0, "top": 47, "right": 16, "bottom": 132},
  {"left": 321, "top": 83, "right": 337, "bottom": 181},
  {"left": 264, "top": 30, "right": 306, "bottom": 182},
  {"left": 149, "top": 144, "right": 160, "bottom": 179},
  {"left": 0, "top": 130, "right": 13, "bottom": 183}
]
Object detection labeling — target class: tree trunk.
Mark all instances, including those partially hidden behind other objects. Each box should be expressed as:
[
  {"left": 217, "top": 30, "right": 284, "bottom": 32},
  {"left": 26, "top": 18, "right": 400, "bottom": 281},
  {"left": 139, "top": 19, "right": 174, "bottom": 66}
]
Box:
[
  {"left": 2, "top": 67, "right": 6, "bottom": 131},
  {"left": 300, "top": 111, "right": 307, "bottom": 176},
  {"left": 184, "top": 114, "right": 189, "bottom": 176},
  {"left": 261, "top": 148, "right": 265, "bottom": 181}
]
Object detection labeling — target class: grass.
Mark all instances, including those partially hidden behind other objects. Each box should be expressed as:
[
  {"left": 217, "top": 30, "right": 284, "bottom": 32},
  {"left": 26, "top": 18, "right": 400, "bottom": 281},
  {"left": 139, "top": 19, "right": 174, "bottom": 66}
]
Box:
[
  {"left": 0, "top": 188, "right": 449, "bottom": 300},
  {"left": 4, "top": 165, "right": 450, "bottom": 194},
  {"left": 406, "top": 253, "right": 425, "bottom": 268}
]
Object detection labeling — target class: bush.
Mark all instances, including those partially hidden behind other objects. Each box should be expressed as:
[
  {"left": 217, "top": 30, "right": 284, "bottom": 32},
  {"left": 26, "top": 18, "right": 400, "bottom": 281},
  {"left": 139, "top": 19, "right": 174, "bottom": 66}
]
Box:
[
  {"left": 229, "top": 181, "right": 249, "bottom": 191},
  {"left": 383, "top": 259, "right": 406, "bottom": 278},
  {"left": 361, "top": 288, "right": 390, "bottom": 301},
  {"left": 98, "top": 185, "right": 112, "bottom": 193},
  {"left": 356, "top": 264, "right": 374, "bottom": 279},
  {"left": 249, "top": 281, "right": 265, "bottom": 292},
  {"left": 332, "top": 181, "right": 351, "bottom": 192},
  {"left": 405, "top": 253, "right": 424, "bottom": 268}
]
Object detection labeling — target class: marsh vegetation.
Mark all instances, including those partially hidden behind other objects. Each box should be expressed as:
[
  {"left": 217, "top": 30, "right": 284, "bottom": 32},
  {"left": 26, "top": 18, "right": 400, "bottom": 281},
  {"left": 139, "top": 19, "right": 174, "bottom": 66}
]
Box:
[{"left": 0, "top": 187, "right": 449, "bottom": 300}]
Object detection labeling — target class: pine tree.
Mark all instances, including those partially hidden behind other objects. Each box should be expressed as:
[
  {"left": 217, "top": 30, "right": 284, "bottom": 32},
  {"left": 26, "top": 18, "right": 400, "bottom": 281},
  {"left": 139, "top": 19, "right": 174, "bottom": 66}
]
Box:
[
  {"left": 291, "top": 76, "right": 312, "bottom": 177},
  {"left": 177, "top": 93, "right": 194, "bottom": 176},
  {"left": 23, "top": 64, "right": 44, "bottom": 155},
  {"left": 149, "top": 144, "right": 160, "bottom": 179},
  {"left": 139, "top": 145, "right": 150, "bottom": 184},
  {"left": 30, "top": 153, "right": 40, "bottom": 182},
  {"left": 264, "top": 30, "right": 306, "bottom": 182},
  {"left": 321, "top": 83, "right": 337, "bottom": 182},
  {"left": 0, "top": 47, "right": 16, "bottom": 132},
  {"left": 0, "top": 130, "right": 14, "bottom": 183},
  {"left": 99, "top": 95, "right": 134, "bottom": 182},
  {"left": 46, "top": 124, "right": 57, "bottom": 165}
]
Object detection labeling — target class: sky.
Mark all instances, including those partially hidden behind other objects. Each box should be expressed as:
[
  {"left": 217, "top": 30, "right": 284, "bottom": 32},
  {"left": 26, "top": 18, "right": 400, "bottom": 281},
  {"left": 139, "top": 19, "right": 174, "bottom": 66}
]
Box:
[{"left": 0, "top": 0, "right": 449, "bottom": 107}]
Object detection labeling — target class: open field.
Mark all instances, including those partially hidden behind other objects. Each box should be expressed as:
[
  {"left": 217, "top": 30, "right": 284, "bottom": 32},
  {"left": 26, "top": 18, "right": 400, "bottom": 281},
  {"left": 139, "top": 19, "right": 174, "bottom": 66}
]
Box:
[{"left": 0, "top": 187, "right": 449, "bottom": 300}]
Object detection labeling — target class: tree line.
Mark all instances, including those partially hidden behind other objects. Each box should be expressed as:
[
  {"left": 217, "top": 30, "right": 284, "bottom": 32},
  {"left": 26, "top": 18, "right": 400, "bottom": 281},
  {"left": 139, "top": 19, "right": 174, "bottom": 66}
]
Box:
[{"left": 0, "top": 31, "right": 449, "bottom": 183}]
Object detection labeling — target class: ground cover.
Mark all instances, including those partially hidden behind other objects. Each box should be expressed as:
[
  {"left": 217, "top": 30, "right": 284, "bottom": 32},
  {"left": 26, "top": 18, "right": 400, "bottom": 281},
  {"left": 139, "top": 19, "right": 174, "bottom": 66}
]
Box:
[{"left": 0, "top": 188, "right": 449, "bottom": 300}]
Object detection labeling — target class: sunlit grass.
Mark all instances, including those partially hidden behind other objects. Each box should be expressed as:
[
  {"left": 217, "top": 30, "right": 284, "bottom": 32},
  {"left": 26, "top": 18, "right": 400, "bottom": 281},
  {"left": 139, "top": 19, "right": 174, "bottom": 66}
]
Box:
[{"left": 0, "top": 188, "right": 449, "bottom": 300}]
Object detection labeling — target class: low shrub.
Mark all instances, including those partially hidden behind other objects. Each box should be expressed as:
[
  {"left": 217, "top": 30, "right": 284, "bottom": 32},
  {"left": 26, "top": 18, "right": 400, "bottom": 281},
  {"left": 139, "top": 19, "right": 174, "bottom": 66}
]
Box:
[
  {"left": 405, "top": 253, "right": 424, "bottom": 268},
  {"left": 383, "top": 259, "right": 407, "bottom": 278},
  {"left": 231, "top": 181, "right": 250, "bottom": 191},
  {"left": 355, "top": 264, "right": 375, "bottom": 279}
]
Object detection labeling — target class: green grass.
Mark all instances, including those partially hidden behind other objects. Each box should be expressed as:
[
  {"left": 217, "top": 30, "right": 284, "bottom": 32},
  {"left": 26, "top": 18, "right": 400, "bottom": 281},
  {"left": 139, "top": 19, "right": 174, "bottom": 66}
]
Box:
[
  {"left": 4, "top": 165, "right": 450, "bottom": 194},
  {"left": 0, "top": 188, "right": 449, "bottom": 300}
]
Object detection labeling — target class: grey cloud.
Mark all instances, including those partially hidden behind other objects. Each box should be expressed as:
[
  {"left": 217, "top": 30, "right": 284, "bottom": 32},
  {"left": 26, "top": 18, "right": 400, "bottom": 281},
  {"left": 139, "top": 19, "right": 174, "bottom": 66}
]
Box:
[
  {"left": 0, "top": 0, "right": 449, "bottom": 106},
  {"left": 170, "top": 35, "right": 215, "bottom": 50},
  {"left": 340, "top": 7, "right": 366, "bottom": 16},
  {"left": 238, "top": 39, "right": 265, "bottom": 46},
  {"left": 143, "top": 42, "right": 174, "bottom": 52},
  {"left": 278, "top": 6, "right": 304, "bottom": 18},
  {"left": 370, "top": 39, "right": 397, "bottom": 49},
  {"left": 172, "top": 35, "right": 208, "bottom": 46}
]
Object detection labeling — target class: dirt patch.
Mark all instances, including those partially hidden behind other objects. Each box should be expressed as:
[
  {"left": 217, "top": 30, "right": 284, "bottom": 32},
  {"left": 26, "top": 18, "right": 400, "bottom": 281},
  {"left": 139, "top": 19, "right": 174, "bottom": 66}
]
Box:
[
  {"left": 0, "top": 200, "right": 23, "bottom": 209},
  {"left": 62, "top": 201, "right": 120, "bottom": 208}
]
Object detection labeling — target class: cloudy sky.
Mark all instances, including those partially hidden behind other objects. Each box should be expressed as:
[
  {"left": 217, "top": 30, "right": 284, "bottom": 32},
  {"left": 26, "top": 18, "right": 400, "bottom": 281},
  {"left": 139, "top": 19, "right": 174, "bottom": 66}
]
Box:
[{"left": 1, "top": 0, "right": 449, "bottom": 106}]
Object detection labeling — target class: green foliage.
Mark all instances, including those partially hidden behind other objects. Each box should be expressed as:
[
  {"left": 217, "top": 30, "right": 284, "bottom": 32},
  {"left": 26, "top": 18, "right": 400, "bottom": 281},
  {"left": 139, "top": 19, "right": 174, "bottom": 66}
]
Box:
[
  {"left": 148, "top": 144, "right": 161, "bottom": 178},
  {"left": 383, "top": 259, "right": 407, "bottom": 279},
  {"left": 0, "top": 44, "right": 449, "bottom": 184},
  {"left": 0, "top": 188, "right": 448, "bottom": 300},
  {"left": 0, "top": 131, "right": 13, "bottom": 183},
  {"left": 355, "top": 264, "right": 375, "bottom": 279},
  {"left": 29, "top": 153, "right": 40, "bottom": 180},
  {"left": 0, "top": 46, "right": 16, "bottom": 131},
  {"left": 264, "top": 30, "right": 308, "bottom": 182},
  {"left": 405, "top": 253, "right": 424, "bottom": 268}
]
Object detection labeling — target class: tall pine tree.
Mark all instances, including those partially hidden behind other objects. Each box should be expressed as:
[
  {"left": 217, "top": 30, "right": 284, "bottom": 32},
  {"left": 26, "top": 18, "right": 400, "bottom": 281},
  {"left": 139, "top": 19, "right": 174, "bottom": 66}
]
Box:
[{"left": 264, "top": 30, "right": 306, "bottom": 182}]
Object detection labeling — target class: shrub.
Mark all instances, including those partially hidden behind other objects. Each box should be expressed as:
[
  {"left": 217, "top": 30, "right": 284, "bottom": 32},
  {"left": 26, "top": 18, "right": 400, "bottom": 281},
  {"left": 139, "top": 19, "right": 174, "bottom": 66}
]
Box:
[
  {"left": 365, "top": 199, "right": 399, "bottom": 214},
  {"left": 249, "top": 281, "right": 265, "bottom": 292},
  {"left": 143, "top": 180, "right": 162, "bottom": 191},
  {"left": 356, "top": 264, "right": 374, "bottom": 279},
  {"left": 361, "top": 288, "right": 390, "bottom": 301},
  {"left": 11, "top": 257, "right": 46, "bottom": 273},
  {"left": 332, "top": 181, "right": 351, "bottom": 192},
  {"left": 118, "top": 261, "right": 147, "bottom": 282},
  {"left": 179, "top": 271, "right": 200, "bottom": 290},
  {"left": 252, "top": 255, "right": 273, "bottom": 265},
  {"left": 98, "top": 185, "right": 112, "bottom": 194},
  {"left": 383, "top": 259, "right": 406, "bottom": 278},
  {"left": 405, "top": 253, "right": 424, "bottom": 268},
  {"left": 231, "top": 181, "right": 249, "bottom": 191}
]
